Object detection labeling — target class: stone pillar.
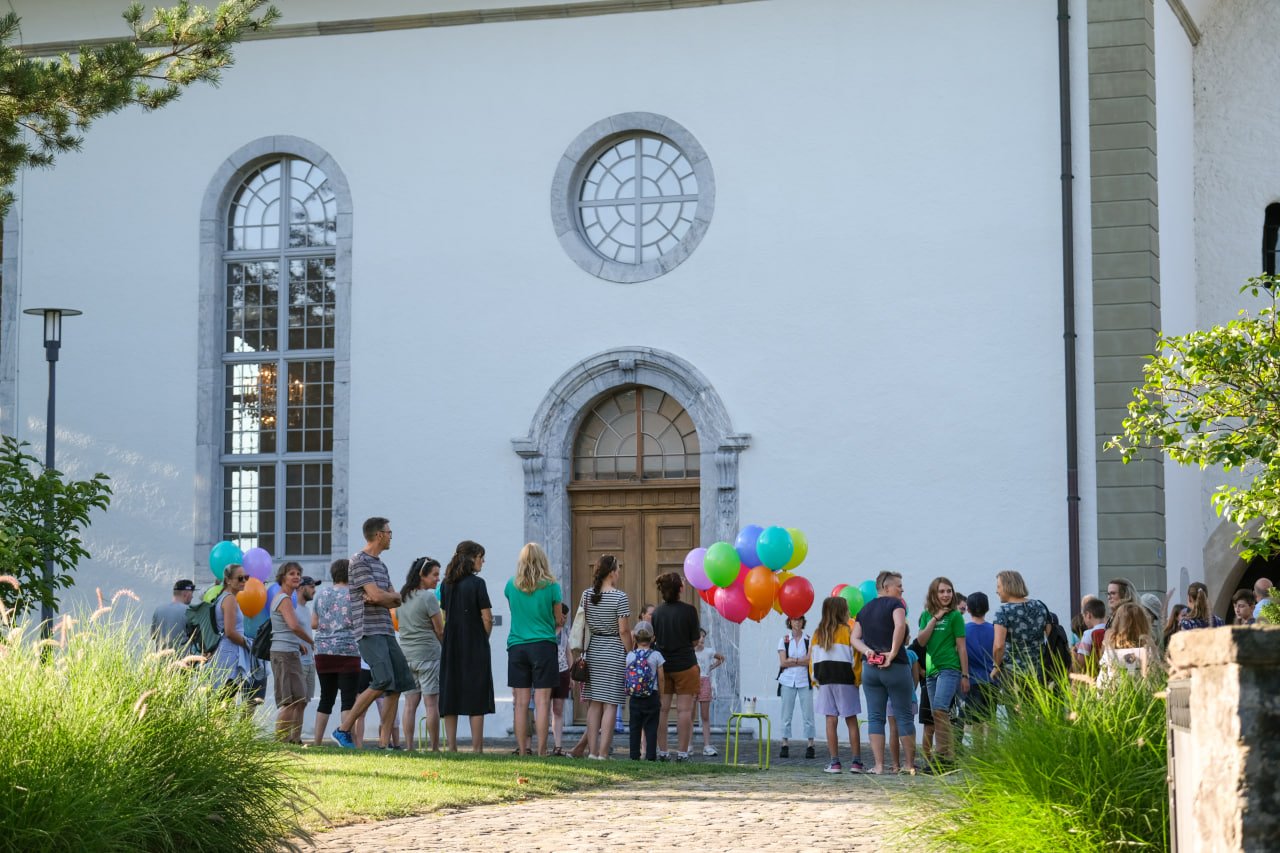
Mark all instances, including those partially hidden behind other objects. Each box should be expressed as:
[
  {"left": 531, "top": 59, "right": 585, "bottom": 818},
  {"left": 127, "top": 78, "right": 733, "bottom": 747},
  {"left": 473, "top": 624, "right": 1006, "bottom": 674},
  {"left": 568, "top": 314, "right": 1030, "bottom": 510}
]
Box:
[
  {"left": 1166, "top": 626, "right": 1280, "bottom": 851},
  {"left": 1088, "top": 0, "right": 1167, "bottom": 597}
]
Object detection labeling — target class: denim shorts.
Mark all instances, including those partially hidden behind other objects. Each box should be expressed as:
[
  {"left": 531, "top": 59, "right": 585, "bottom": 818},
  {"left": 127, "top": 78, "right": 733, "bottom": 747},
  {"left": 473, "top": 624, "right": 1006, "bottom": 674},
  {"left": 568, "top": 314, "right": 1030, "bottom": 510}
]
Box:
[{"left": 927, "top": 669, "right": 963, "bottom": 714}]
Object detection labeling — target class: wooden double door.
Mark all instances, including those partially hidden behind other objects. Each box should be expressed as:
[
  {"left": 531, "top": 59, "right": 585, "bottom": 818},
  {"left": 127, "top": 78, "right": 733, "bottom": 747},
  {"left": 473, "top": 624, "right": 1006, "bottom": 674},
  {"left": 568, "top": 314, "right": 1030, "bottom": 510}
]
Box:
[{"left": 569, "top": 482, "right": 700, "bottom": 721}]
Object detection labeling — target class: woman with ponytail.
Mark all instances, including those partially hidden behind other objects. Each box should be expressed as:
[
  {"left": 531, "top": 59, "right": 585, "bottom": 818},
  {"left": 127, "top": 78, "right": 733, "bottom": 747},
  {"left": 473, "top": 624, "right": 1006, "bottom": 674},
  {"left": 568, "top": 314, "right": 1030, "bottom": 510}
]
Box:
[
  {"left": 1178, "top": 582, "right": 1224, "bottom": 631},
  {"left": 439, "top": 540, "right": 495, "bottom": 752},
  {"left": 577, "top": 554, "right": 631, "bottom": 760}
]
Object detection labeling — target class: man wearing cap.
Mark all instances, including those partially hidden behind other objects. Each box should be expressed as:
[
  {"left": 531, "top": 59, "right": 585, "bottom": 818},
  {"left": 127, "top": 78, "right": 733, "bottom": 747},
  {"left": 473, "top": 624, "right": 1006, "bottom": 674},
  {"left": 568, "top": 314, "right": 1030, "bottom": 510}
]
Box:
[
  {"left": 297, "top": 575, "right": 321, "bottom": 709},
  {"left": 152, "top": 579, "right": 196, "bottom": 651}
]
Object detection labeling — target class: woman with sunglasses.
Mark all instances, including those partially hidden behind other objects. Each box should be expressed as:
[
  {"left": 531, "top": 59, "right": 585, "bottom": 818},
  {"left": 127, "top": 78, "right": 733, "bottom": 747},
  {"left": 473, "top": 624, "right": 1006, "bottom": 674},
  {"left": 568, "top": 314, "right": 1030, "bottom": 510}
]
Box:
[{"left": 209, "top": 564, "right": 255, "bottom": 697}]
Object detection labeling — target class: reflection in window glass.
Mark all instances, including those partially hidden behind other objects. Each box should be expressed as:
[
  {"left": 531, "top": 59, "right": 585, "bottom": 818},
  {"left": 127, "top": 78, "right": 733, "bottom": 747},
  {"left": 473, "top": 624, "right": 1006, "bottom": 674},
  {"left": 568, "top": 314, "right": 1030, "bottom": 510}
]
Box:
[
  {"left": 222, "top": 157, "right": 336, "bottom": 558},
  {"left": 573, "top": 386, "right": 699, "bottom": 480}
]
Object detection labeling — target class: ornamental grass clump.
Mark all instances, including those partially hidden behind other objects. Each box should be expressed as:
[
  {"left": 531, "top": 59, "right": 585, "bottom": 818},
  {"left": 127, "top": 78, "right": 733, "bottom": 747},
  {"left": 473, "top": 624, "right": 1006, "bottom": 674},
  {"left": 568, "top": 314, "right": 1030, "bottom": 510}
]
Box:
[
  {"left": 904, "top": 672, "right": 1168, "bottom": 852},
  {"left": 0, "top": 584, "right": 307, "bottom": 852}
]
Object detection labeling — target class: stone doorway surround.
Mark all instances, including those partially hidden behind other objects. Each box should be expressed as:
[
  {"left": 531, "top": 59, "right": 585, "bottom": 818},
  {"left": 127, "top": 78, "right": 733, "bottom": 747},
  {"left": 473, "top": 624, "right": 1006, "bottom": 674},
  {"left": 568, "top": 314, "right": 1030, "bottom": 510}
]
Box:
[{"left": 512, "top": 346, "right": 749, "bottom": 722}]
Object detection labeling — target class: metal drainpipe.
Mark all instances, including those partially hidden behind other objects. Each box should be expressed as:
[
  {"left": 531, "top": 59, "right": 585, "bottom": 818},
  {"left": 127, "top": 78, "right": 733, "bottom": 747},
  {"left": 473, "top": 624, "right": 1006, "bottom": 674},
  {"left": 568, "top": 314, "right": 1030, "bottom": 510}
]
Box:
[{"left": 1058, "top": 0, "right": 1083, "bottom": 615}]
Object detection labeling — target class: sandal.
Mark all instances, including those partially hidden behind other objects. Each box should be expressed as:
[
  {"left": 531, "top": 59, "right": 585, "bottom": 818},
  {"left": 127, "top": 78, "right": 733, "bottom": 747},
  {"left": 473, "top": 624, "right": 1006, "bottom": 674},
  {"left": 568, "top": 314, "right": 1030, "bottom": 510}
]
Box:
[{"left": 551, "top": 747, "right": 566, "bottom": 757}]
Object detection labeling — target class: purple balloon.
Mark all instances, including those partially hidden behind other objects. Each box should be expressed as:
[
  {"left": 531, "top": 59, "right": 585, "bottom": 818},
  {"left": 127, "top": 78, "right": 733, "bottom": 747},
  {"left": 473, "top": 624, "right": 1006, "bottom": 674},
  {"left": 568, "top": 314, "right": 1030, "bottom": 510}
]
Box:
[
  {"left": 243, "top": 547, "right": 273, "bottom": 582},
  {"left": 735, "top": 525, "right": 764, "bottom": 568},
  {"left": 683, "top": 547, "right": 712, "bottom": 591}
]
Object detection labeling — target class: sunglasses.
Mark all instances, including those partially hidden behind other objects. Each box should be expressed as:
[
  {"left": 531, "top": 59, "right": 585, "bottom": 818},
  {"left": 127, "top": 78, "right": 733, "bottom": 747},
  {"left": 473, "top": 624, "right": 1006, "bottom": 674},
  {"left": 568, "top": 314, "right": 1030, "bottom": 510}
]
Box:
[{"left": 230, "top": 574, "right": 247, "bottom": 583}]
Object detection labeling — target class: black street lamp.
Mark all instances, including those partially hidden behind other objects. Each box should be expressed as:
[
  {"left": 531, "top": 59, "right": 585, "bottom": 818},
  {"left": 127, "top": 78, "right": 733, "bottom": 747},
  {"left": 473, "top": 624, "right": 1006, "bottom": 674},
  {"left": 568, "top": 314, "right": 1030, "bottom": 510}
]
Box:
[{"left": 23, "top": 307, "right": 82, "bottom": 637}]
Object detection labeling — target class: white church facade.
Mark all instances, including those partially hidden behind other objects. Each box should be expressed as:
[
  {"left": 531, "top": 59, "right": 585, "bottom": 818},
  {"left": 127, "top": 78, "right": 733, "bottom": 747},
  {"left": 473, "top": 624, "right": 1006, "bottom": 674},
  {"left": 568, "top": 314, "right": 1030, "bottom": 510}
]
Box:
[{"left": 0, "top": 0, "right": 1275, "bottom": 719}]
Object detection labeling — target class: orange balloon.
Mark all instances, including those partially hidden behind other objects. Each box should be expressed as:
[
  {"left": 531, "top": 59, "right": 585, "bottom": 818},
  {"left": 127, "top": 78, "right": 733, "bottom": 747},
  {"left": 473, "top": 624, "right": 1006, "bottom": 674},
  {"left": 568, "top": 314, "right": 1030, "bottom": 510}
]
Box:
[
  {"left": 237, "top": 577, "right": 266, "bottom": 618},
  {"left": 391, "top": 608, "right": 399, "bottom": 632},
  {"left": 743, "top": 565, "right": 779, "bottom": 610},
  {"left": 748, "top": 597, "right": 771, "bottom": 622}
]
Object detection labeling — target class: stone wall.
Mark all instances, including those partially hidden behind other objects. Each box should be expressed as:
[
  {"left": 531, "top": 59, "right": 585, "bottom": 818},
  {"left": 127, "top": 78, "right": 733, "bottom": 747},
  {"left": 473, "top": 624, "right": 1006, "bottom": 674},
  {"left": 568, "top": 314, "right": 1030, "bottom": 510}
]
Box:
[{"left": 1166, "top": 626, "right": 1280, "bottom": 851}]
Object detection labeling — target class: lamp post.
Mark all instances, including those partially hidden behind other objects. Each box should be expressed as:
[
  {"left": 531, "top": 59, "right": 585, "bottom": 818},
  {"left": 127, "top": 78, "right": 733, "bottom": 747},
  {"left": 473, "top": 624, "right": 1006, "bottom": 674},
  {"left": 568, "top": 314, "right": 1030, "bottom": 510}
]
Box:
[{"left": 23, "top": 307, "right": 82, "bottom": 638}]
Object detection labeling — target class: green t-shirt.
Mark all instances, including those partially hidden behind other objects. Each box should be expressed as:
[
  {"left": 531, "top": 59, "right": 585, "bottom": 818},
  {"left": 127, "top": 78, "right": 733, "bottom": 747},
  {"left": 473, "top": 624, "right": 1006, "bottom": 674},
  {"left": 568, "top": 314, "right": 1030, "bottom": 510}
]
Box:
[
  {"left": 918, "top": 609, "right": 965, "bottom": 676},
  {"left": 504, "top": 578, "right": 562, "bottom": 648}
]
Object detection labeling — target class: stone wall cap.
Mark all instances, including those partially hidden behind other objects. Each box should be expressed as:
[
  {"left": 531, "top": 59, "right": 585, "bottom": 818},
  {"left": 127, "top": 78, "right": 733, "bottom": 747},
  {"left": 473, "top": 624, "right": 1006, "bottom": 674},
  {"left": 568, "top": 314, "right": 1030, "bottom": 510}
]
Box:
[{"left": 1167, "top": 624, "right": 1280, "bottom": 673}]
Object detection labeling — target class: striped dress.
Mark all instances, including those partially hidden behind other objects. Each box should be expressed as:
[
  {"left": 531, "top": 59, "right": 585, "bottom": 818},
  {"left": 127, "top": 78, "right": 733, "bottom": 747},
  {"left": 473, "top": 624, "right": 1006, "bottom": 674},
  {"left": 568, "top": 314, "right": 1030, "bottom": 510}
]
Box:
[{"left": 581, "top": 587, "right": 630, "bottom": 705}]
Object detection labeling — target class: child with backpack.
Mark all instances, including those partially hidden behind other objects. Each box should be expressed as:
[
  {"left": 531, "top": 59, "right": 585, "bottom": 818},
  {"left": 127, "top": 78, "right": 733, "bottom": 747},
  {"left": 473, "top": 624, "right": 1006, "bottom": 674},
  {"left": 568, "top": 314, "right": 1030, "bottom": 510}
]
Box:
[
  {"left": 811, "top": 596, "right": 864, "bottom": 773},
  {"left": 626, "top": 621, "right": 666, "bottom": 760}
]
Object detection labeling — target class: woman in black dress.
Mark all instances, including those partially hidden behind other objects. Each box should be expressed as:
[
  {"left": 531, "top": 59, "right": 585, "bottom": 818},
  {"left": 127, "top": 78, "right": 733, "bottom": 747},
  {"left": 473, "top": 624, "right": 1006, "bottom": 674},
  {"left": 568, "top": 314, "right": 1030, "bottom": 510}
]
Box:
[{"left": 439, "top": 540, "right": 494, "bottom": 752}]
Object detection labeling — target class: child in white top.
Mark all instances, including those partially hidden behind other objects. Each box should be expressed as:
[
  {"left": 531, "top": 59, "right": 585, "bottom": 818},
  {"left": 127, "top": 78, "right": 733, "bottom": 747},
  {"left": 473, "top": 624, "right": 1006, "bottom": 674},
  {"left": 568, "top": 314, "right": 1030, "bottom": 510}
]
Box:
[{"left": 694, "top": 628, "right": 725, "bottom": 756}]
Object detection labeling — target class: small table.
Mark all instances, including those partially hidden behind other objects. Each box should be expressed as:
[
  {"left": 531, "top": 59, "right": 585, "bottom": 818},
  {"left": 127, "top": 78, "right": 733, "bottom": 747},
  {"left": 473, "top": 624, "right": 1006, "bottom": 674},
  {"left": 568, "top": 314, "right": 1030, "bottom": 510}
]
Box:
[{"left": 724, "top": 712, "right": 771, "bottom": 770}]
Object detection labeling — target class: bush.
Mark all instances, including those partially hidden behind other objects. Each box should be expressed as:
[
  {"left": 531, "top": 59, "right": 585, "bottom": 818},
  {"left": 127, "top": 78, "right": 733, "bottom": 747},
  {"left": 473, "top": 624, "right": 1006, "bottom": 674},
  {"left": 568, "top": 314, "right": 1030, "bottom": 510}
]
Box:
[
  {"left": 0, "top": 596, "right": 307, "bottom": 852},
  {"left": 905, "top": 673, "right": 1168, "bottom": 852}
]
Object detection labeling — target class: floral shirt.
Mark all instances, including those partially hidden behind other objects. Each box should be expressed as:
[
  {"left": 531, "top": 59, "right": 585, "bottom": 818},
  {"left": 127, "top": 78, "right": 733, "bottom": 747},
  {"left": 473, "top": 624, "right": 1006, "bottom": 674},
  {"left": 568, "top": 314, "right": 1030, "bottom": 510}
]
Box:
[
  {"left": 313, "top": 584, "right": 358, "bottom": 657},
  {"left": 993, "top": 599, "right": 1049, "bottom": 673},
  {"left": 1178, "top": 615, "right": 1224, "bottom": 632}
]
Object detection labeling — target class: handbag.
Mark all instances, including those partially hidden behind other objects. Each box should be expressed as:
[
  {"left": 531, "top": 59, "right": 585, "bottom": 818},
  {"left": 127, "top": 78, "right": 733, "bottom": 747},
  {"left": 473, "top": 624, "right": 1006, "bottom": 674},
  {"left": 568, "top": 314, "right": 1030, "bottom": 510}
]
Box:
[
  {"left": 570, "top": 602, "right": 591, "bottom": 654},
  {"left": 570, "top": 654, "right": 590, "bottom": 683}
]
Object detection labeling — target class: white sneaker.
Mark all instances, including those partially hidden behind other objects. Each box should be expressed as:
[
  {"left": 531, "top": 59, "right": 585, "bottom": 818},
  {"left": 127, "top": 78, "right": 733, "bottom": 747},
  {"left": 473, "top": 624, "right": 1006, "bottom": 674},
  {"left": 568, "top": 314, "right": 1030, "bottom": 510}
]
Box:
[
  {"left": 587, "top": 754, "right": 606, "bottom": 761},
  {"left": 703, "top": 745, "right": 718, "bottom": 756}
]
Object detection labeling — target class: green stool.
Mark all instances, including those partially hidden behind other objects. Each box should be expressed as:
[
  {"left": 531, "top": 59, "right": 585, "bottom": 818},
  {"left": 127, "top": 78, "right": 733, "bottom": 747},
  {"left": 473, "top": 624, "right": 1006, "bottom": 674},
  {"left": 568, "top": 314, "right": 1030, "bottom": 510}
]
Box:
[
  {"left": 724, "top": 712, "right": 771, "bottom": 770},
  {"left": 415, "top": 716, "right": 443, "bottom": 750}
]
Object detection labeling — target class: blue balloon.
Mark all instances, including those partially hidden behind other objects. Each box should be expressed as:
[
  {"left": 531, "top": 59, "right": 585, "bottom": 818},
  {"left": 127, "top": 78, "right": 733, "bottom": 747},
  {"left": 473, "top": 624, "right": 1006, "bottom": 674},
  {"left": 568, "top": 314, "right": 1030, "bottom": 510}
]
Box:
[
  {"left": 734, "top": 525, "right": 764, "bottom": 568},
  {"left": 756, "top": 526, "right": 795, "bottom": 571},
  {"left": 858, "top": 579, "right": 878, "bottom": 604},
  {"left": 266, "top": 582, "right": 282, "bottom": 610},
  {"left": 208, "top": 540, "right": 243, "bottom": 582},
  {"left": 242, "top": 608, "right": 268, "bottom": 638}
]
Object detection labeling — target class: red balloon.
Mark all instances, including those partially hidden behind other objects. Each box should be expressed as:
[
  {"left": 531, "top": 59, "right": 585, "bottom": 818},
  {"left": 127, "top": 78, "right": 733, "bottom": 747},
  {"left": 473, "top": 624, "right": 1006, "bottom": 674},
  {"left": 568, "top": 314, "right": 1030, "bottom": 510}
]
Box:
[
  {"left": 779, "top": 576, "right": 815, "bottom": 620},
  {"left": 699, "top": 587, "right": 717, "bottom": 606},
  {"left": 831, "top": 583, "right": 849, "bottom": 597},
  {"left": 715, "top": 585, "right": 750, "bottom": 624}
]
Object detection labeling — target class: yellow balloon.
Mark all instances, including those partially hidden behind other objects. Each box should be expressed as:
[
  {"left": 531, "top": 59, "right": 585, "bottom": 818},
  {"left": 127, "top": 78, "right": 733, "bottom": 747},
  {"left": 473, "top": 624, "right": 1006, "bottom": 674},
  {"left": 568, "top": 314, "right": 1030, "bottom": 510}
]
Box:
[
  {"left": 782, "top": 529, "right": 808, "bottom": 572},
  {"left": 772, "top": 571, "right": 794, "bottom": 613}
]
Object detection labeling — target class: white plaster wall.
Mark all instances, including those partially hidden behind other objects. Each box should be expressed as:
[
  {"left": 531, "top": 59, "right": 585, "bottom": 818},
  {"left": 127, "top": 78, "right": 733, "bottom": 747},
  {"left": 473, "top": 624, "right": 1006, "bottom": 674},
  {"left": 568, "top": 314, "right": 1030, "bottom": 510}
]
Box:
[
  {"left": 1192, "top": 0, "right": 1280, "bottom": 564},
  {"left": 1155, "top": 0, "right": 1205, "bottom": 596},
  {"left": 9, "top": 0, "right": 1068, "bottom": 708}
]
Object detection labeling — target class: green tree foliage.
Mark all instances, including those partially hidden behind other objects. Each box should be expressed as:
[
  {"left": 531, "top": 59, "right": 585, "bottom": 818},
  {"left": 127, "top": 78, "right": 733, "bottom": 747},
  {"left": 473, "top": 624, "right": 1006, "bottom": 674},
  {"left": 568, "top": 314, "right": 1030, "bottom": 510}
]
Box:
[
  {"left": 1110, "top": 276, "right": 1280, "bottom": 558},
  {"left": 0, "top": 436, "right": 111, "bottom": 618},
  {"left": 0, "top": 0, "right": 279, "bottom": 214}
]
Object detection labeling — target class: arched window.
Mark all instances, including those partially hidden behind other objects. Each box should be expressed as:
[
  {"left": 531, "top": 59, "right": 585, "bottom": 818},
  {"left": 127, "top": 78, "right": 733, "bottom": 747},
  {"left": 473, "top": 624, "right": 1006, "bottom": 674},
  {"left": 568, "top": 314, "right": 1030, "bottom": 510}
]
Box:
[
  {"left": 1263, "top": 203, "right": 1280, "bottom": 276},
  {"left": 573, "top": 386, "right": 699, "bottom": 481},
  {"left": 221, "top": 156, "right": 337, "bottom": 557}
]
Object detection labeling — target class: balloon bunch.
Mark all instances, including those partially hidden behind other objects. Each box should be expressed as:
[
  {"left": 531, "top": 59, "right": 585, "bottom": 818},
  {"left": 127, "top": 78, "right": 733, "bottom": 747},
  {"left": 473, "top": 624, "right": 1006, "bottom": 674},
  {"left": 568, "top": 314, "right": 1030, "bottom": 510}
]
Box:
[
  {"left": 208, "top": 540, "right": 275, "bottom": 619},
  {"left": 683, "top": 525, "right": 815, "bottom": 624},
  {"left": 830, "top": 579, "right": 880, "bottom": 619}
]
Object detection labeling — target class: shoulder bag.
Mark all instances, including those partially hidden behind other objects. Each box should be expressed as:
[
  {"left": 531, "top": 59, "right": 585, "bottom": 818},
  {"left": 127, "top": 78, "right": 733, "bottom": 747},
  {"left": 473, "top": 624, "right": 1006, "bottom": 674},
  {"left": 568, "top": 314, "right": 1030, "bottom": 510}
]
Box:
[{"left": 569, "top": 595, "right": 591, "bottom": 682}]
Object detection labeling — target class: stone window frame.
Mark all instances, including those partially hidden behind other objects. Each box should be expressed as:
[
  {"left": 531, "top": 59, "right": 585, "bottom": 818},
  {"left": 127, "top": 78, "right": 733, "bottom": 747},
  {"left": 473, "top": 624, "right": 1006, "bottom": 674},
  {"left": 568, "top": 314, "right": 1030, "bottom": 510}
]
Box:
[
  {"left": 551, "top": 113, "right": 715, "bottom": 283},
  {"left": 512, "top": 346, "right": 747, "bottom": 720},
  {"left": 195, "top": 136, "right": 352, "bottom": 575}
]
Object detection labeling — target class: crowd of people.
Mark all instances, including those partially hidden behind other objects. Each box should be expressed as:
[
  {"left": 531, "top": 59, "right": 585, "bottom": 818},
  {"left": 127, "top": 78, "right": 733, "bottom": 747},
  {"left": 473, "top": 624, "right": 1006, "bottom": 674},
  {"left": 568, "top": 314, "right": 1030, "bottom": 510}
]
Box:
[{"left": 151, "top": 528, "right": 1273, "bottom": 765}]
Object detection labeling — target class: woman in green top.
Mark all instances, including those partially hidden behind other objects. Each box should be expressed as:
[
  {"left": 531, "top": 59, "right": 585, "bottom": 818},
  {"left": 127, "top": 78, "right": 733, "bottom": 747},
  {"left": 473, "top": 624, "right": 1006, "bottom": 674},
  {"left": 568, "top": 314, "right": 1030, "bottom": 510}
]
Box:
[
  {"left": 915, "top": 576, "right": 968, "bottom": 765},
  {"left": 504, "top": 543, "right": 564, "bottom": 756}
]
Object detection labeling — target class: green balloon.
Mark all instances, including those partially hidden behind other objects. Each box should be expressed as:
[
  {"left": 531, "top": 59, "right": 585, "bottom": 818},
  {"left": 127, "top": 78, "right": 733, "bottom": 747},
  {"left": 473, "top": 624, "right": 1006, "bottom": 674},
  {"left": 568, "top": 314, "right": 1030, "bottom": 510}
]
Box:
[
  {"left": 839, "top": 585, "right": 865, "bottom": 617},
  {"left": 704, "top": 541, "right": 741, "bottom": 588}
]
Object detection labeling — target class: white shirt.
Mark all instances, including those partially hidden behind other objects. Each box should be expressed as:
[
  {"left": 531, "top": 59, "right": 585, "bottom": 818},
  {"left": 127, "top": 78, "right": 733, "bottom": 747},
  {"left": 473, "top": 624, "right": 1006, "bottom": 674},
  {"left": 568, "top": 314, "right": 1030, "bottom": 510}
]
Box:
[
  {"left": 777, "top": 632, "right": 811, "bottom": 689},
  {"left": 695, "top": 645, "right": 718, "bottom": 674}
]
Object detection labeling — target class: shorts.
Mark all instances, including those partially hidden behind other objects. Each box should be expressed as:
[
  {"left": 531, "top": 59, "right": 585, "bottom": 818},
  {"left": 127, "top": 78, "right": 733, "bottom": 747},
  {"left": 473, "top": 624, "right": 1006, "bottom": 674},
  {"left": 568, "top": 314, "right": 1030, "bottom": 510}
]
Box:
[
  {"left": 814, "top": 683, "right": 861, "bottom": 718},
  {"left": 964, "top": 681, "right": 996, "bottom": 723},
  {"left": 356, "top": 634, "right": 416, "bottom": 694},
  {"left": 270, "top": 651, "right": 306, "bottom": 706},
  {"left": 551, "top": 669, "right": 571, "bottom": 700},
  {"left": 927, "top": 669, "right": 963, "bottom": 715},
  {"left": 409, "top": 658, "right": 440, "bottom": 696},
  {"left": 508, "top": 640, "right": 559, "bottom": 689},
  {"left": 697, "top": 675, "right": 713, "bottom": 703},
  {"left": 301, "top": 661, "right": 316, "bottom": 703},
  {"left": 662, "top": 664, "right": 701, "bottom": 696}
]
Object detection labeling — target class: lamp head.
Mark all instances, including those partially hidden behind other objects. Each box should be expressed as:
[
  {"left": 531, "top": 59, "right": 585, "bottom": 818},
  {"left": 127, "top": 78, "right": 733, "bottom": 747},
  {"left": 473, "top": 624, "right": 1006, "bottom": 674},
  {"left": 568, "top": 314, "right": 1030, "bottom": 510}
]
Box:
[{"left": 23, "top": 307, "right": 82, "bottom": 347}]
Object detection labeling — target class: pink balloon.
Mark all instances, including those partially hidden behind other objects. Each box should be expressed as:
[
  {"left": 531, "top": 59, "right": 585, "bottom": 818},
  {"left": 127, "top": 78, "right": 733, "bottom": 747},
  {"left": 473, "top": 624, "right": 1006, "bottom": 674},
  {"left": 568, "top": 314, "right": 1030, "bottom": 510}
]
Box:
[
  {"left": 715, "top": 585, "right": 750, "bottom": 624},
  {"left": 683, "top": 547, "right": 712, "bottom": 591},
  {"left": 243, "top": 547, "right": 273, "bottom": 582}
]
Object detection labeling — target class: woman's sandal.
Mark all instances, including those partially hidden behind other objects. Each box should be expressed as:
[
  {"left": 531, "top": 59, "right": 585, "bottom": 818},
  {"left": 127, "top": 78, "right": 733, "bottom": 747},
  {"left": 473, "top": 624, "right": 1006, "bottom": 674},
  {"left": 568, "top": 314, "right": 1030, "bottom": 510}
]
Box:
[{"left": 551, "top": 747, "right": 566, "bottom": 757}]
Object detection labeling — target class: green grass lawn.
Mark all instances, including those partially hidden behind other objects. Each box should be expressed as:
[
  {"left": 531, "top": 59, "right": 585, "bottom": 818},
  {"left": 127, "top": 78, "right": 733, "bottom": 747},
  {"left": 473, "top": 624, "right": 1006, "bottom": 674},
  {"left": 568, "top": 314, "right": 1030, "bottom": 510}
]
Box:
[{"left": 288, "top": 747, "right": 746, "bottom": 831}]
